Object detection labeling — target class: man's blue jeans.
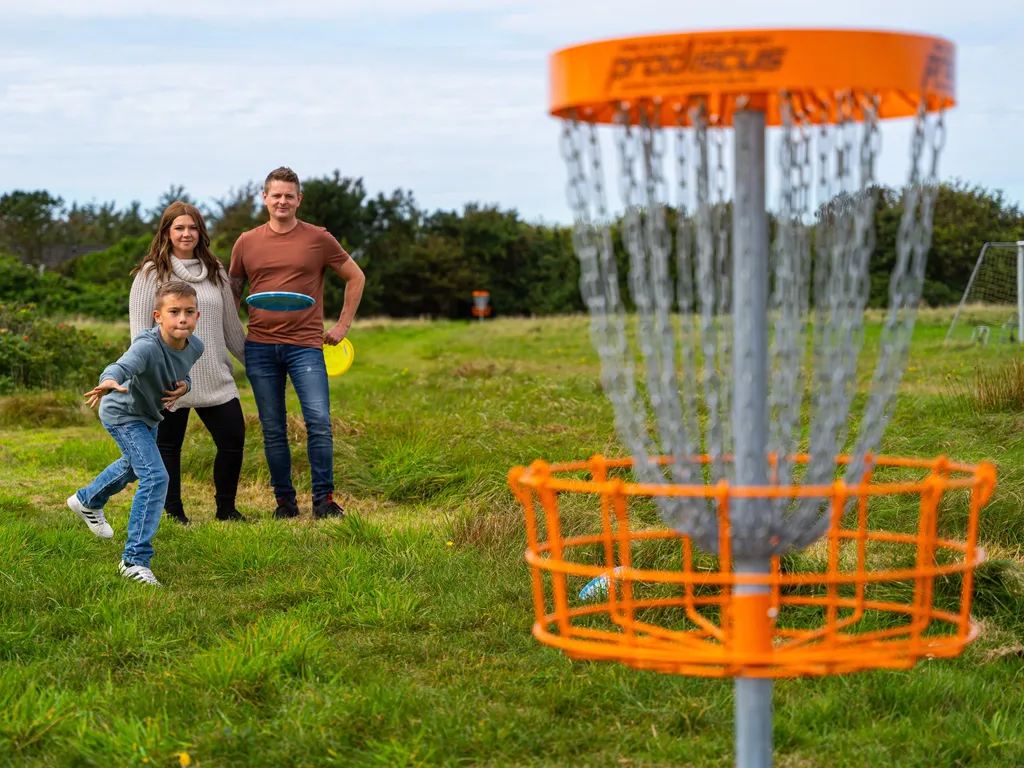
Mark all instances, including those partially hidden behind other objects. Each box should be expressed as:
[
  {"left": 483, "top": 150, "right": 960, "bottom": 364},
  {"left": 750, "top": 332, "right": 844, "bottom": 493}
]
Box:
[
  {"left": 245, "top": 340, "right": 334, "bottom": 502},
  {"left": 77, "top": 421, "right": 168, "bottom": 568}
]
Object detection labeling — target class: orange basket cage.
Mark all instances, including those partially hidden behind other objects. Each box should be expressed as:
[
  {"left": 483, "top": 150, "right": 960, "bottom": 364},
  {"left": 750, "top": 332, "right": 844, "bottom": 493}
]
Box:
[{"left": 508, "top": 454, "right": 996, "bottom": 678}]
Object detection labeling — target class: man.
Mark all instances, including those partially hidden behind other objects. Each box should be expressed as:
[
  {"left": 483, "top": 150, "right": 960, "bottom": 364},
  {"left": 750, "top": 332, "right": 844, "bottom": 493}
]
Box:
[{"left": 229, "top": 167, "right": 365, "bottom": 520}]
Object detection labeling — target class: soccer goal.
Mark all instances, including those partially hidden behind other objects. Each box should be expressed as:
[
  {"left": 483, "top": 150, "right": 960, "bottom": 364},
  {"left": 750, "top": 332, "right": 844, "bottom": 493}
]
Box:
[{"left": 945, "top": 241, "right": 1024, "bottom": 344}]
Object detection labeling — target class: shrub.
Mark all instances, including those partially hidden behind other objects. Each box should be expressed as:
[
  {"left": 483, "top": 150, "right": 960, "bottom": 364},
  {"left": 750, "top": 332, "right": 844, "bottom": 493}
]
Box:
[
  {"left": 0, "top": 254, "right": 129, "bottom": 320},
  {"left": 56, "top": 234, "right": 150, "bottom": 284},
  {"left": 0, "top": 304, "right": 128, "bottom": 394}
]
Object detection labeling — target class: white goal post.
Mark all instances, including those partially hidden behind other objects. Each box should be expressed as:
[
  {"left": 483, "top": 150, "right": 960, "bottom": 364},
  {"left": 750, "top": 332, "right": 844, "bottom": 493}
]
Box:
[{"left": 945, "top": 241, "right": 1024, "bottom": 344}]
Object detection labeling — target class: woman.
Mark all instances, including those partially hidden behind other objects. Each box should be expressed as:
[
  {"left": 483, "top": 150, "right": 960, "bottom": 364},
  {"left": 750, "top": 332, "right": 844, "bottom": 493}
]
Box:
[{"left": 129, "top": 202, "right": 248, "bottom": 524}]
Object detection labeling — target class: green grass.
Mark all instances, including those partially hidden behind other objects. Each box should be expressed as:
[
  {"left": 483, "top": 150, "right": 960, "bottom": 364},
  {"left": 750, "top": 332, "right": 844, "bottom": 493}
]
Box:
[{"left": 0, "top": 311, "right": 1022, "bottom": 767}]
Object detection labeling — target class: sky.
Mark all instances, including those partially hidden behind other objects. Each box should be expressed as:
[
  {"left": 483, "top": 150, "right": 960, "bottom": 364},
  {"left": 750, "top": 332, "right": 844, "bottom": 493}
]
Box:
[{"left": 0, "top": 0, "right": 1022, "bottom": 226}]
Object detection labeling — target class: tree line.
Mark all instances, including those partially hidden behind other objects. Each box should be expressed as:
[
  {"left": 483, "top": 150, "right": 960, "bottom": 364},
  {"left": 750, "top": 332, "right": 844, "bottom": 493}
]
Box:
[{"left": 1, "top": 172, "right": 1022, "bottom": 320}]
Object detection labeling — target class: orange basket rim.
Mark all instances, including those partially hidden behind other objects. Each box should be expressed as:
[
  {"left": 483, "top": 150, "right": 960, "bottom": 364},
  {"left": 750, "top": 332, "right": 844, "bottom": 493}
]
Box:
[
  {"left": 549, "top": 27, "right": 955, "bottom": 126},
  {"left": 510, "top": 453, "right": 997, "bottom": 504}
]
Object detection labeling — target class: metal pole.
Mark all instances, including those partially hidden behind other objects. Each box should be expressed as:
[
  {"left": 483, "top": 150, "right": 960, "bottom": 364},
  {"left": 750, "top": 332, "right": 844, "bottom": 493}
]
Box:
[
  {"left": 945, "top": 242, "right": 990, "bottom": 344},
  {"left": 1017, "top": 241, "right": 1023, "bottom": 344},
  {"left": 732, "top": 109, "right": 772, "bottom": 768}
]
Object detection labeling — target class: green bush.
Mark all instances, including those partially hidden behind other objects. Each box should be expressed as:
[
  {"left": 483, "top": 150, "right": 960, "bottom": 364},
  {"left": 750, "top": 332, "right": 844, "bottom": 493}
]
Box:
[
  {"left": 0, "top": 254, "right": 129, "bottom": 319},
  {"left": 0, "top": 304, "right": 128, "bottom": 394},
  {"left": 56, "top": 234, "right": 150, "bottom": 283}
]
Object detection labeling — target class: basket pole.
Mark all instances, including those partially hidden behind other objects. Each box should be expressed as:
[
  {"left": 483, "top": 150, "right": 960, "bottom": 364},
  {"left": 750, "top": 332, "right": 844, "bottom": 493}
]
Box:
[{"left": 732, "top": 108, "right": 773, "bottom": 768}]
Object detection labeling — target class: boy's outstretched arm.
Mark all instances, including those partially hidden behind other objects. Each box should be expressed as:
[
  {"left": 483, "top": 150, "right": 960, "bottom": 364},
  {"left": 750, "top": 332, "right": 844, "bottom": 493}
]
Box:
[
  {"left": 83, "top": 379, "right": 128, "bottom": 409},
  {"left": 87, "top": 341, "right": 150, "bottom": 408}
]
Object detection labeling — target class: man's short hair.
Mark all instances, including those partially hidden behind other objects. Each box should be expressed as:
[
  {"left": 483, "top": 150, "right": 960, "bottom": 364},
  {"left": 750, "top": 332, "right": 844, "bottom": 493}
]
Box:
[
  {"left": 155, "top": 280, "right": 198, "bottom": 310},
  {"left": 264, "top": 166, "right": 301, "bottom": 194}
]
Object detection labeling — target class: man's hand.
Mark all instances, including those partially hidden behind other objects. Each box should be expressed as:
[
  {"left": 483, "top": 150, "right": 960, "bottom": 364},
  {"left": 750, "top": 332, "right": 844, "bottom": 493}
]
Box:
[
  {"left": 83, "top": 379, "right": 127, "bottom": 409},
  {"left": 162, "top": 380, "right": 188, "bottom": 408},
  {"left": 324, "top": 322, "right": 349, "bottom": 346}
]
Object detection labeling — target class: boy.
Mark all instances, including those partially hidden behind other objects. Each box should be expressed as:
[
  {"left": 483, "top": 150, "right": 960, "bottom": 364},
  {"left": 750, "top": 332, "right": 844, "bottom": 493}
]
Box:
[{"left": 67, "top": 281, "right": 205, "bottom": 586}]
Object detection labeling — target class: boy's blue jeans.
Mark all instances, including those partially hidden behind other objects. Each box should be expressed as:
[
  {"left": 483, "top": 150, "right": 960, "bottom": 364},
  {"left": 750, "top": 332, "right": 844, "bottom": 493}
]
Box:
[
  {"left": 244, "top": 340, "right": 334, "bottom": 502},
  {"left": 77, "top": 420, "right": 168, "bottom": 568}
]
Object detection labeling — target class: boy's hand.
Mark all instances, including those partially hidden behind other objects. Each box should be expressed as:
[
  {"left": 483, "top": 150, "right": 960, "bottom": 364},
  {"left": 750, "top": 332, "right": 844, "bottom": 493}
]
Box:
[
  {"left": 162, "top": 380, "right": 188, "bottom": 408},
  {"left": 83, "top": 379, "right": 127, "bottom": 409}
]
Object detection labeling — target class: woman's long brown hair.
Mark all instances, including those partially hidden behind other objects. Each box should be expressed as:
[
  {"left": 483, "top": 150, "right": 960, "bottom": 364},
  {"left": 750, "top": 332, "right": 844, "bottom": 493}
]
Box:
[{"left": 132, "top": 201, "right": 223, "bottom": 285}]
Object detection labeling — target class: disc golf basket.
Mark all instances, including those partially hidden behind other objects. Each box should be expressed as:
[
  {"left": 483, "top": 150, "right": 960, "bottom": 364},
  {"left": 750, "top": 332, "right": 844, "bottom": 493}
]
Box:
[
  {"left": 472, "top": 290, "right": 492, "bottom": 321},
  {"left": 507, "top": 28, "right": 998, "bottom": 768}
]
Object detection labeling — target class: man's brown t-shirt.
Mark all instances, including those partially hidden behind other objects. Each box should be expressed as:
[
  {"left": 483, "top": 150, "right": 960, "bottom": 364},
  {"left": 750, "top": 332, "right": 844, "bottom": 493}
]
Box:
[{"left": 229, "top": 221, "right": 350, "bottom": 349}]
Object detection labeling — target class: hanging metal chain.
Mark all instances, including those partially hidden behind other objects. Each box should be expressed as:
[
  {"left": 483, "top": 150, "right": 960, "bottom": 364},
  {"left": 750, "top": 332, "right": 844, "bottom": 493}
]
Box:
[
  {"left": 710, "top": 121, "right": 734, "bottom": 484},
  {"left": 849, "top": 90, "right": 945, "bottom": 488},
  {"left": 767, "top": 93, "right": 812, "bottom": 527},
  {"left": 669, "top": 103, "right": 712, "bottom": 536},
  {"left": 562, "top": 108, "right": 654, "bottom": 509},
  {"left": 635, "top": 102, "right": 714, "bottom": 539},
  {"left": 597, "top": 102, "right": 664, "bottom": 487}
]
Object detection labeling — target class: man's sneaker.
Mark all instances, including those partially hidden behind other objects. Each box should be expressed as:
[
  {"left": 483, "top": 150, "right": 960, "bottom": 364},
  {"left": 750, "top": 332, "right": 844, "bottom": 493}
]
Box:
[
  {"left": 118, "top": 561, "right": 162, "bottom": 587},
  {"left": 274, "top": 497, "right": 300, "bottom": 519},
  {"left": 313, "top": 494, "right": 345, "bottom": 520},
  {"left": 216, "top": 508, "right": 248, "bottom": 522},
  {"left": 66, "top": 495, "right": 113, "bottom": 539}
]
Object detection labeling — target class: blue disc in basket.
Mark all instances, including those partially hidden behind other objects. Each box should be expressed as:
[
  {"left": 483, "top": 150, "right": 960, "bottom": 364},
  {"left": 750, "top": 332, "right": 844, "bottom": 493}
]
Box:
[{"left": 246, "top": 291, "right": 315, "bottom": 311}]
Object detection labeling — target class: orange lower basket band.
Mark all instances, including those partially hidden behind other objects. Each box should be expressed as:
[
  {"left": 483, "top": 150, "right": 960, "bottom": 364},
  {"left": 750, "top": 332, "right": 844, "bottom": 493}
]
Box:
[{"left": 508, "top": 453, "right": 995, "bottom": 678}]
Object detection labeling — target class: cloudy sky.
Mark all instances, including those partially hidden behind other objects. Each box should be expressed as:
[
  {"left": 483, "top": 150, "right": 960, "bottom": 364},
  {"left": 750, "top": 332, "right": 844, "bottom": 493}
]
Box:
[{"left": 1, "top": 0, "right": 1022, "bottom": 225}]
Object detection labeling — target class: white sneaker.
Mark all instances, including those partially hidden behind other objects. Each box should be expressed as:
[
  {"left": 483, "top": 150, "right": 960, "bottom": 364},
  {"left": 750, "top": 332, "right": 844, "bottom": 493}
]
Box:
[
  {"left": 67, "top": 495, "right": 114, "bottom": 539},
  {"left": 118, "top": 561, "right": 162, "bottom": 587}
]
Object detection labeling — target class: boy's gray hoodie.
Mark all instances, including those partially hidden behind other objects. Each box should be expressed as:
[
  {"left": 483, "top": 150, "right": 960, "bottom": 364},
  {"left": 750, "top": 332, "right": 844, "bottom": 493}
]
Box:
[{"left": 98, "top": 327, "right": 205, "bottom": 428}]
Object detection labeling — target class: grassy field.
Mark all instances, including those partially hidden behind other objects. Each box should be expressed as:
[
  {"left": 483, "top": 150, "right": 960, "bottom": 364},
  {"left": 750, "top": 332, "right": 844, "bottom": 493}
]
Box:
[{"left": 0, "top": 310, "right": 1022, "bottom": 767}]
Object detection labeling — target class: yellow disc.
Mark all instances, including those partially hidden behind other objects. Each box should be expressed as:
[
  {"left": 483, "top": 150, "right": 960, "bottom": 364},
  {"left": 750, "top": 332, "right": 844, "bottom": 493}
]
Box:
[{"left": 324, "top": 338, "right": 355, "bottom": 377}]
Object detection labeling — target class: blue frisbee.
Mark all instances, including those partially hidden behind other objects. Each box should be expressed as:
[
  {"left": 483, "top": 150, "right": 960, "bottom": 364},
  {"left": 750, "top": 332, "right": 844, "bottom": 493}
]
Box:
[{"left": 246, "top": 291, "right": 315, "bottom": 312}]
